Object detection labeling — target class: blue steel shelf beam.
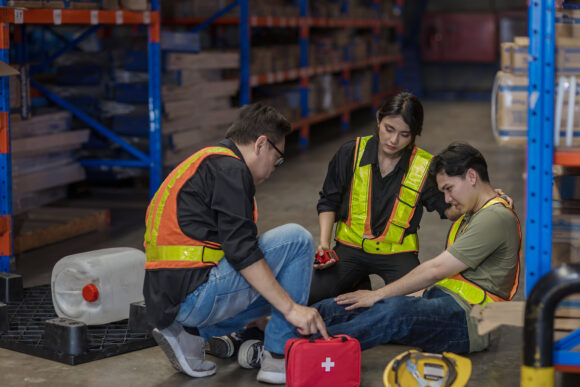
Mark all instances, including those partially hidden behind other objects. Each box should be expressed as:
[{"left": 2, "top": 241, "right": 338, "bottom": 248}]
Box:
[
  {"left": 526, "top": 0, "right": 580, "bottom": 373},
  {"left": 298, "top": 0, "right": 310, "bottom": 147},
  {"left": 30, "top": 80, "right": 149, "bottom": 165},
  {"left": 340, "top": 0, "right": 352, "bottom": 132},
  {"left": 0, "top": 0, "right": 12, "bottom": 272},
  {"left": 148, "top": 0, "right": 162, "bottom": 194},
  {"left": 526, "top": 0, "right": 554, "bottom": 296},
  {"left": 191, "top": 0, "right": 240, "bottom": 34},
  {"left": 239, "top": 0, "right": 250, "bottom": 105},
  {"left": 31, "top": 25, "right": 102, "bottom": 73}
]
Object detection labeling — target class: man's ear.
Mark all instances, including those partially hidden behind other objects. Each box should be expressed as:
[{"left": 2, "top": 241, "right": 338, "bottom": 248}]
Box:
[
  {"left": 254, "top": 135, "right": 268, "bottom": 155},
  {"left": 467, "top": 168, "right": 478, "bottom": 185}
]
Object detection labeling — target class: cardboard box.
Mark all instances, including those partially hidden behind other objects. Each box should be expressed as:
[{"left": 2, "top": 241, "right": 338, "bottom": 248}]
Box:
[
  {"left": 120, "top": 0, "right": 149, "bottom": 11},
  {"left": 512, "top": 37, "right": 529, "bottom": 74},
  {"left": 571, "top": 10, "right": 580, "bottom": 38},
  {"left": 500, "top": 42, "right": 514, "bottom": 73},
  {"left": 494, "top": 70, "right": 580, "bottom": 146},
  {"left": 556, "top": 9, "right": 573, "bottom": 38},
  {"left": 0, "top": 61, "right": 30, "bottom": 120},
  {"left": 553, "top": 214, "right": 580, "bottom": 267}
]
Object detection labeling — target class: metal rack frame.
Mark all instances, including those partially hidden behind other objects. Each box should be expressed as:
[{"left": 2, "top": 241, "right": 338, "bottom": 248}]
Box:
[
  {"left": 0, "top": 3, "right": 162, "bottom": 272},
  {"left": 165, "top": 0, "right": 403, "bottom": 147},
  {"left": 527, "top": 0, "right": 580, "bottom": 370}
]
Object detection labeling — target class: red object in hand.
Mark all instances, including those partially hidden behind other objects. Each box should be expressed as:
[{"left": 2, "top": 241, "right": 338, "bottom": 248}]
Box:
[{"left": 314, "top": 250, "right": 339, "bottom": 265}]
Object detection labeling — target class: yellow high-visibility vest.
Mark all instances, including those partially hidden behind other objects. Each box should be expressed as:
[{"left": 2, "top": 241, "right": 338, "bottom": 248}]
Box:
[
  {"left": 435, "top": 197, "right": 521, "bottom": 305},
  {"left": 335, "top": 136, "right": 432, "bottom": 255}
]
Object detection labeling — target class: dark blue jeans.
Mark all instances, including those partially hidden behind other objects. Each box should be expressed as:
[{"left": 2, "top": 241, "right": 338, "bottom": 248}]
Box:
[{"left": 313, "top": 287, "right": 470, "bottom": 353}]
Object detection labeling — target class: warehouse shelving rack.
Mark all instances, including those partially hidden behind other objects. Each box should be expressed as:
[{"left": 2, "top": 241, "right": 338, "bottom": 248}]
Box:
[
  {"left": 165, "top": 0, "right": 403, "bottom": 147},
  {"left": 527, "top": 0, "right": 580, "bottom": 371},
  {"left": 0, "top": 1, "right": 162, "bottom": 272}
]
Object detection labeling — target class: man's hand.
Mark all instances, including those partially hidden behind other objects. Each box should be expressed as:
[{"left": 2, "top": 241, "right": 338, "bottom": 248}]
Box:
[
  {"left": 335, "top": 290, "right": 381, "bottom": 310},
  {"left": 285, "top": 304, "right": 330, "bottom": 339}
]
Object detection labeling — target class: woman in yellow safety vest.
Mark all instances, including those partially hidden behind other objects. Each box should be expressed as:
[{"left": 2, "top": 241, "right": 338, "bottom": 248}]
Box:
[{"left": 309, "top": 92, "right": 464, "bottom": 304}]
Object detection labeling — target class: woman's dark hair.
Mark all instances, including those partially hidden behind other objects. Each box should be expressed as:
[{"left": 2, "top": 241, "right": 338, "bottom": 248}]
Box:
[
  {"left": 226, "top": 103, "right": 291, "bottom": 145},
  {"left": 430, "top": 142, "right": 490, "bottom": 183},
  {"left": 375, "top": 92, "right": 424, "bottom": 138}
]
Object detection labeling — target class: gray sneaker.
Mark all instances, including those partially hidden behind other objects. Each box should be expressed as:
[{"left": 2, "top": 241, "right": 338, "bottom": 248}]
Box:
[
  {"left": 152, "top": 322, "right": 216, "bottom": 377},
  {"left": 257, "top": 350, "right": 286, "bottom": 384},
  {"left": 237, "top": 339, "right": 264, "bottom": 369}
]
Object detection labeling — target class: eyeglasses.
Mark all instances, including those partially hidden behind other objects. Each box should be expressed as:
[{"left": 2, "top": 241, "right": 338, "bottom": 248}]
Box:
[{"left": 267, "top": 138, "right": 286, "bottom": 167}]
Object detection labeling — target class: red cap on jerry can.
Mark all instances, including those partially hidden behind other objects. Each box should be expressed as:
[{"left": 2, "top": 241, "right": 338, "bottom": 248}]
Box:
[{"left": 82, "top": 284, "right": 99, "bottom": 302}]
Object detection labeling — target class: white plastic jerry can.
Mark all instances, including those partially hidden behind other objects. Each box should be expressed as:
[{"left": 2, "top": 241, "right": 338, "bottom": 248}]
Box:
[{"left": 51, "top": 247, "right": 146, "bottom": 325}]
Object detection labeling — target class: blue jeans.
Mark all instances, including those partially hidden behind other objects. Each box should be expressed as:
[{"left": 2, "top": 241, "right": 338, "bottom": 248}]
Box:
[
  {"left": 313, "top": 287, "right": 470, "bottom": 353},
  {"left": 175, "top": 223, "right": 314, "bottom": 355}
]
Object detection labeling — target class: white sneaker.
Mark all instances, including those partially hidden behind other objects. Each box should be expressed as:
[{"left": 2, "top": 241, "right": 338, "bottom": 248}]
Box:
[
  {"left": 152, "top": 322, "right": 216, "bottom": 377},
  {"left": 257, "top": 350, "right": 286, "bottom": 384}
]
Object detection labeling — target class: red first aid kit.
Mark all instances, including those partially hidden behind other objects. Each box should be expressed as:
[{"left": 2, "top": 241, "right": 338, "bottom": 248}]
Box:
[{"left": 285, "top": 334, "right": 361, "bottom": 387}]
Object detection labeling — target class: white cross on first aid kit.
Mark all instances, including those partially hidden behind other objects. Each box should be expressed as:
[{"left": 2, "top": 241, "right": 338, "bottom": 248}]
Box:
[{"left": 321, "top": 357, "right": 335, "bottom": 372}]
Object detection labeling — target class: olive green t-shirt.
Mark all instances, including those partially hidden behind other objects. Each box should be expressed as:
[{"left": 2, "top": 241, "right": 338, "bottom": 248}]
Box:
[{"left": 434, "top": 202, "right": 521, "bottom": 352}]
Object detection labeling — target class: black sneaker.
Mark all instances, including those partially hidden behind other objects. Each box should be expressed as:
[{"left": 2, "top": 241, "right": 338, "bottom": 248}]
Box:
[
  {"left": 206, "top": 327, "right": 265, "bottom": 359},
  {"left": 237, "top": 339, "right": 264, "bottom": 369},
  {"left": 205, "top": 333, "right": 240, "bottom": 359}
]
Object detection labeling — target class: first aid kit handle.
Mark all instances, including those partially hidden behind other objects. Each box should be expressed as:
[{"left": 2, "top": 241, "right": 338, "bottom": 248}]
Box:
[{"left": 307, "top": 335, "right": 347, "bottom": 343}]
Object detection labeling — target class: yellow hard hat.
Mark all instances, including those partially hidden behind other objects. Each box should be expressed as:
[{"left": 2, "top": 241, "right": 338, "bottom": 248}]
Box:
[{"left": 383, "top": 350, "right": 472, "bottom": 387}]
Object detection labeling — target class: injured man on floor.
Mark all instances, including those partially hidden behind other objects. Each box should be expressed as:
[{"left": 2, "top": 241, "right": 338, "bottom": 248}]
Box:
[{"left": 313, "top": 141, "right": 521, "bottom": 355}]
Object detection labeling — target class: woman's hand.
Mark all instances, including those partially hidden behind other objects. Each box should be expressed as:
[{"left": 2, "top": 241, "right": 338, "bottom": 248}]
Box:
[
  {"left": 313, "top": 243, "right": 337, "bottom": 270},
  {"left": 494, "top": 188, "right": 514, "bottom": 208}
]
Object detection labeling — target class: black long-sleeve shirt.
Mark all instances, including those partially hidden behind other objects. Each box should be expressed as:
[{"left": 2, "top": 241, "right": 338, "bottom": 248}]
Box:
[
  {"left": 144, "top": 139, "right": 264, "bottom": 329},
  {"left": 317, "top": 135, "right": 449, "bottom": 239}
]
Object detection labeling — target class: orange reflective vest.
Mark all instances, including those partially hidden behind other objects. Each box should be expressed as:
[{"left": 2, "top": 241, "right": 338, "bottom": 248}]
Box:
[
  {"left": 435, "top": 197, "right": 521, "bottom": 305},
  {"left": 144, "top": 146, "right": 258, "bottom": 270},
  {"left": 335, "top": 136, "right": 432, "bottom": 255}
]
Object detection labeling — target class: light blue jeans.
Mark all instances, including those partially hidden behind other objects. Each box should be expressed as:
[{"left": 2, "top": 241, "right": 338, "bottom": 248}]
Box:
[{"left": 175, "top": 223, "right": 315, "bottom": 355}]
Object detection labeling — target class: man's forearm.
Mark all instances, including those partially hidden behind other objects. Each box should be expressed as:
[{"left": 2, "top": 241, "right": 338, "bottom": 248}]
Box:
[
  {"left": 240, "top": 259, "right": 295, "bottom": 316},
  {"left": 375, "top": 261, "right": 439, "bottom": 300},
  {"left": 375, "top": 250, "right": 469, "bottom": 301}
]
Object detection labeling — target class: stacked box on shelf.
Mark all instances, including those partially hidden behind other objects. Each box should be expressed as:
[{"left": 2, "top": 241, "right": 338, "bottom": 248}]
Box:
[
  {"left": 7, "top": 0, "right": 148, "bottom": 9},
  {"left": 494, "top": 25, "right": 580, "bottom": 146},
  {"left": 45, "top": 47, "right": 150, "bottom": 179},
  {"left": 11, "top": 110, "right": 89, "bottom": 214},
  {"left": 310, "top": 0, "right": 341, "bottom": 18},
  {"left": 250, "top": 0, "right": 299, "bottom": 17},
  {"left": 9, "top": 64, "right": 30, "bottom": 122},
  {"left": 310, "top": 74, "right": 345, "bottom": 114},
  {"left": 8, "top": 0, "right": 100, "bottom": 8},
  {"left": 162, "top": 0, "right": 298, "bottom": 18},
  {"left": 253, "top": 82, "right": 310, "bottom": 123},
  {"left": 163, "top": 50, "right": 240, "bottom": 166},
  {"left": 251, "top": 45, "right": 300, "bottom": 75},
  {"left": 350, "top": 70, "right": 373, "bottom": 102}
]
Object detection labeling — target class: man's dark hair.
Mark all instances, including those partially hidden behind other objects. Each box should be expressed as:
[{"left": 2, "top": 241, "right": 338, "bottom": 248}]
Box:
[
  {"left": 430, "top": 142, "right": 490, "bottom": 183},
  {"left": 226, "top": 103, "right": 291, "bottom": 145},
  {"left": 375, "top": 92, "right": 424, "bottom": 138}
]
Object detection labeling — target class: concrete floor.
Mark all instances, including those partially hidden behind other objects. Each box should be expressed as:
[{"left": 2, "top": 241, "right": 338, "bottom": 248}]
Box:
[{"left": 2, "top": 101, "right": 530, "bottom": 386}]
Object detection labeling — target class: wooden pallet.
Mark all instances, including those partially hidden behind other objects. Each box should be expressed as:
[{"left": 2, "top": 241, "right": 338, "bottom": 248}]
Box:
[{"left": 13, "top": 207, "right": 110, "bottom": 254}]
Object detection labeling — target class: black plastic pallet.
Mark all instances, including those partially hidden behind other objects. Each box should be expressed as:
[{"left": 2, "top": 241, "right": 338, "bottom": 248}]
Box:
[{"left": 0, "top": 285, "right": 156, "bottom": 365}]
